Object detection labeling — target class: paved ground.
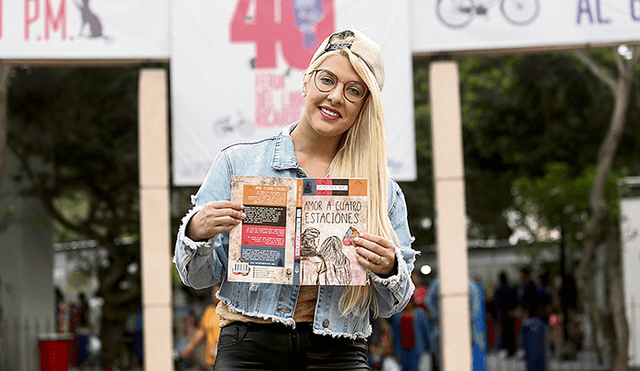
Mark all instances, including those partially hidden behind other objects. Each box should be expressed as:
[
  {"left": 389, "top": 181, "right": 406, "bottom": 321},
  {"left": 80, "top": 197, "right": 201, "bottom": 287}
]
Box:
[{"left": 485, "top": 349, "right": 610, "bottom": 371}]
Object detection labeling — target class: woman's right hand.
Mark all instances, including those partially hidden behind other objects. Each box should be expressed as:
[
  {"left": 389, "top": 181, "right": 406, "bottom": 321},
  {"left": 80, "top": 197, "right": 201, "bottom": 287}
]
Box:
[{"left": 186, "top": 201, "right": 245, "bottom": 241}]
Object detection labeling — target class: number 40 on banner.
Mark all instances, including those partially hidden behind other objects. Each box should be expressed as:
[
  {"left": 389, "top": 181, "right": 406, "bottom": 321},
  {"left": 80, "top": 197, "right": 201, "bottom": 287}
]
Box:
[{"left": 230, "top": 0, "right": 335, "bottom": 70}]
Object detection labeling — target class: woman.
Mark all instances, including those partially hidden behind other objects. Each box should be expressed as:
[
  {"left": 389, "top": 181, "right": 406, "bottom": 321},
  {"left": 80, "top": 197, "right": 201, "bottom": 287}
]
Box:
[
  {"left": 174, "top": 29, "right": 416, "bottom": 370},
  {"left": 300, "top": 227, "right": 326, "bottom": 285},
  {"left": 318, "top": 235, "right": 352, "bottom": 285}
]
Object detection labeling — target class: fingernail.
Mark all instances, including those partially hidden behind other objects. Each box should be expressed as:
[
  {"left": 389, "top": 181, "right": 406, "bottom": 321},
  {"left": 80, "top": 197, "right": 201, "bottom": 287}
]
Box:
[{"left": 241, "top": 213, "right": 247, "bottom": 218}]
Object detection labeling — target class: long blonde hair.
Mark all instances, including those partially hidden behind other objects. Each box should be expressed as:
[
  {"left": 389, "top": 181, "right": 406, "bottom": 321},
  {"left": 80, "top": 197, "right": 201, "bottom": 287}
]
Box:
[{"left": 303, "top": 44, "right": 398, "bottom": 318}]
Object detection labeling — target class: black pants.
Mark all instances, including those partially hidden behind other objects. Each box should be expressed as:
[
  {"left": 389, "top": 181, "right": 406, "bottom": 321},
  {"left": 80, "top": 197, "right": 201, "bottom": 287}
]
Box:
[
  {"left": 500, "top": 316, "right": 517, "bottom": 356},
  {"left": 214, "top": 322, "right": 370, "bottom": 371}
]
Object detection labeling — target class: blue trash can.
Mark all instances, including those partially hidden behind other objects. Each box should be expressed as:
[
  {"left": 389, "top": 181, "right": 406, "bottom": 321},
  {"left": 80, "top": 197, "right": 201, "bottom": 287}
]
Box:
[{"left": 521, "top": 317, "right": 547, "bottom": 371}]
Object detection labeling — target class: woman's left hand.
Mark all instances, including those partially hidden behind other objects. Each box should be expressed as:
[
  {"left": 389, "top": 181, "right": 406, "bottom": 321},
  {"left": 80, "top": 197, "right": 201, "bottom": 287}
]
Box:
[{"left": 353, "top": 232, "right": 396, "bottom": 277}]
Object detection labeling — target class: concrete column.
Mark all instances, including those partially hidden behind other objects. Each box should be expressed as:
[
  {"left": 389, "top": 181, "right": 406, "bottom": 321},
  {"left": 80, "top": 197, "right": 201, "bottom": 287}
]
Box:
[
  {"left": 138, "top": 68, "right": 173, "bottom": 371},
  {"left": 429, "top": 60, "right": 471, "bottom": 371},
  {"left": 0, "top": 150, "right": 54, "bottom": 371}
]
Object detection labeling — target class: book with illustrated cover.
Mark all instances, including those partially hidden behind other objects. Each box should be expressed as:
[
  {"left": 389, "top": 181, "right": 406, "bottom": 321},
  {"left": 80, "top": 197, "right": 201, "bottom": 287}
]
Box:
[{"left": 228, "top": 175, "right": 368, "bottom": 286}]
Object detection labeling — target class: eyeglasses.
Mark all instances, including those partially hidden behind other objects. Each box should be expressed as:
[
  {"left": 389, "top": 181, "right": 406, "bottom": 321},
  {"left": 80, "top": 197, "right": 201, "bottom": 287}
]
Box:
[{"left": 312, "top": 69, "right": 369, "bottom": 103}]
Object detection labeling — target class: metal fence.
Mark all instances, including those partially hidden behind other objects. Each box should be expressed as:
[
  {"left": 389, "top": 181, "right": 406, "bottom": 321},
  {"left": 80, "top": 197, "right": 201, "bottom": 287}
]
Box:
[{"left": 1, "top": 317, "right": 56, "bottom": 371}]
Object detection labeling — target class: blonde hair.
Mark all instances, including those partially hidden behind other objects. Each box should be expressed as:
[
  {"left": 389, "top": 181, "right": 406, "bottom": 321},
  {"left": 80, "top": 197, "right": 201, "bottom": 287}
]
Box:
[{"left": 303, "top": 44, "right": 398, "bottom": 318}]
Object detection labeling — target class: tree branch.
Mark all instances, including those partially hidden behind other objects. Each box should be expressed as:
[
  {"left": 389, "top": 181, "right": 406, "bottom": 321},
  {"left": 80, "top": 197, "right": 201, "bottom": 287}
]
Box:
[
  {"left": 573, "top": 50, "right": 616, "bottom": 92},
  {"left": 612, "top": 47, "right": 625, "bottom": 75}
]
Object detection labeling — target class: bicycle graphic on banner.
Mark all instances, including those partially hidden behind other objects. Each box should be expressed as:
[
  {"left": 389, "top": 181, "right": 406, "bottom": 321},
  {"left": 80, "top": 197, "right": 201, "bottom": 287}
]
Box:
[{"left": 436, "top": 0, "right": 540, "bottom": 29}]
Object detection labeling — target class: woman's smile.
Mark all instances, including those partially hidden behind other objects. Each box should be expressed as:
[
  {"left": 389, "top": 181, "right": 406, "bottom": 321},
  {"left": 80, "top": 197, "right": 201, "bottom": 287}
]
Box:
[{"left": 319, "top": 105, "right": 341, "bottom": 119}]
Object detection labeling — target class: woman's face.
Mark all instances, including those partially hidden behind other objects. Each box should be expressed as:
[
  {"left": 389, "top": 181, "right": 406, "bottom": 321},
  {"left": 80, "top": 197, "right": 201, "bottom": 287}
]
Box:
[{"left": 300, "top": 54, "right": 366, "bottom": 141}]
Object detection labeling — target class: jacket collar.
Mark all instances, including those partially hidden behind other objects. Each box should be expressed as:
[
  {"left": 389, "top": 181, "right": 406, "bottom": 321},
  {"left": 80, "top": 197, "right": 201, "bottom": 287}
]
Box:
[{"left": 271, "top": 122, "right": 299, "bottom": 171}]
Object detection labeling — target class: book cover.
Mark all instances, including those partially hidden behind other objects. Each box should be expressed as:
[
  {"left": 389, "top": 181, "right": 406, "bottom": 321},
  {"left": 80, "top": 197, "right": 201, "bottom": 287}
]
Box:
[{"left": 228, "top": 176, "right": 368, "bottom": 286}]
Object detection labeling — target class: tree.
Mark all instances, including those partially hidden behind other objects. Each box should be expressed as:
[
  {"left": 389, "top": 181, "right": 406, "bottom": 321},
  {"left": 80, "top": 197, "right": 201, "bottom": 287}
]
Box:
[
  {"left": 6, "top": 66, "right": 143, "bottom": 363},
  {"left": 571, "top": 47, "right": 639, "bottom": 371}
]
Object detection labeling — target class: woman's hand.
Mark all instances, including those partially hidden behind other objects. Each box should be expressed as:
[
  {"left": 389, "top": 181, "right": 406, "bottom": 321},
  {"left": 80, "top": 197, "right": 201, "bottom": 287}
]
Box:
[
  {"left": 353, "top": 232, "right": 397, "bottom": 277},
  {"left": 186, "top": 201, "right": 245, "bottom": 241}
]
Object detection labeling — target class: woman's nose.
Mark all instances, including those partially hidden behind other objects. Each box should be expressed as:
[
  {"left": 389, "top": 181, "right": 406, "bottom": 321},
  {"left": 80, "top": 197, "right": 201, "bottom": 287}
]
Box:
[{"left": 327, "top": 83, "right": 344, "bottom": 104}]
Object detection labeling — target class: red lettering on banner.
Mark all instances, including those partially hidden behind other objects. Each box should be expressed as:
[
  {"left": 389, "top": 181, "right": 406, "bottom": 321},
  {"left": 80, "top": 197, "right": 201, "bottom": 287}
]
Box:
[
  {"left": 254, "top": 71, "right": 305, "bottom": 128},
  {"left": 24, "top": 0, "right": 67, "bottom": 41},
  {"left": 230, "top": 0, "right": 335, "bottom": 70},
  {"left": 25, "top": 0, "right": 40, "bottom": 40},
  {"left": 231, "top": 0, "right": 279, "bottom": 68},
  {"left": 45, "top": 0, "right": 66, "bottom": 40}
]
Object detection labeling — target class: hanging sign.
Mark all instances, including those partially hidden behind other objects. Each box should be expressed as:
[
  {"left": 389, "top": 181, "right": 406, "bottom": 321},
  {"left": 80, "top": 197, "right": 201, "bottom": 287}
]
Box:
[
  {"left": 0, "top": 0, "right": 169, "bottom": 59},
  {"left": 411, "top": 0, "right": 640, "bottom": 55},
  {"left": 170, "top": 0, "right": 417, "bottom": 186}
]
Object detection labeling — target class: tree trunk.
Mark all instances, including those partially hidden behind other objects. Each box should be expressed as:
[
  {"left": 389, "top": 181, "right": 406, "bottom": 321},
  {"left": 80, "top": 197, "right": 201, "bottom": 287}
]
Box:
[
  {"left": 96, "top": 240, "right": 140, "bottom": 366},
  {"left": 574, "top": 235, "right": 609, "bottom": 364},
  {"left": 572, "top": 48, "right": 638, "bottom": 371},
  {"left": 607, "top": 219, "right": 630, "bottom": 371}
]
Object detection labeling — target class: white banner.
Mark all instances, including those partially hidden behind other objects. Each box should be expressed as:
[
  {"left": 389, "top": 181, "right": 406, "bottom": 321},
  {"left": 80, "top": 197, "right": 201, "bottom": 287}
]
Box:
[
  {"left": 411, "top": 0, "right": 640, "bottom": 54},
  {"left": 170, "top": 0, "right": 417, "bottom": 186},
  {"left": 0, "top": 0, "right": 169, "bottom": 59}
]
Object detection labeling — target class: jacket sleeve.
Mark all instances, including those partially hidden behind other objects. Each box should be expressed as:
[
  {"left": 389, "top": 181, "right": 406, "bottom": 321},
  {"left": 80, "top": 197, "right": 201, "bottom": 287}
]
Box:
[
  {"left": 369, "top": 181, "right": 417, "bottom": 317},
  {"left": 173, "top": 151, "right": 232, "bottom": 289}
]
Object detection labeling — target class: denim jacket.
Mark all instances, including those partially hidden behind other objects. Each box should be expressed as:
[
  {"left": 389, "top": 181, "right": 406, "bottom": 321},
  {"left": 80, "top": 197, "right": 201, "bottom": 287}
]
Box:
[{"left": 173, "top": 123, "right": 417, "bottom": 339}]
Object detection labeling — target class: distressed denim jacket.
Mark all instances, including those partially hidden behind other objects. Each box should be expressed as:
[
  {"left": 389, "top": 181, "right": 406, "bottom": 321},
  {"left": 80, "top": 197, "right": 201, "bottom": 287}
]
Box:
[{"left": 173, "top": 123, "right": 417, "bottom": 339}]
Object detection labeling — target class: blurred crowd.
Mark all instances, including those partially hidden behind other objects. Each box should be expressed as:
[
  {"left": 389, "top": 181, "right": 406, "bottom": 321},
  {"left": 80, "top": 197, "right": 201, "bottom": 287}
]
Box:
[{"left": 366, "top": 267, "right": 582, "bottom": 371}]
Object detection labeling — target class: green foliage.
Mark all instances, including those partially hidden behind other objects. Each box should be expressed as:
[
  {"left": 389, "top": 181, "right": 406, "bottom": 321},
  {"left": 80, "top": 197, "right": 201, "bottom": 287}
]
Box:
[
  {"left": 399, "top": 58, "right": 436, "bottom": 249},
  {"left": 512, "top": 162, "right": 625, "bottom": 244},
  {"left": 7, "top": 67, "right": 140, "bottom": 243},
  {"left": 405, "top": 50, "right": 640, "bottom": 246}
]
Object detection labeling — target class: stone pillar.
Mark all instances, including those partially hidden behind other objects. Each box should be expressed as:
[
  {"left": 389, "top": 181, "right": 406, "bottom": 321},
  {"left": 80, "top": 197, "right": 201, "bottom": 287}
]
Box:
[
  {"left": 138, "top": 68, "right": 173, "bottom": 371},
  {"left": 429, "top": 60, "right": 471, "bottom": 371}
]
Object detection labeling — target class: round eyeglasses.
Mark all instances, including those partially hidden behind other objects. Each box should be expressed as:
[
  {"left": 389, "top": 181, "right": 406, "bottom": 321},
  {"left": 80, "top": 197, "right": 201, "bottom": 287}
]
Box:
[{"left": 312, "top": 69, "right": 369, "bottom": 103}]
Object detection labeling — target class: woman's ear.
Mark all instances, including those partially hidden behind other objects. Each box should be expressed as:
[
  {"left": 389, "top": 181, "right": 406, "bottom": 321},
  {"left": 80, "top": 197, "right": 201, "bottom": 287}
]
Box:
[{"left": 301, "top": 83, "right": 308, "bottom": 97}]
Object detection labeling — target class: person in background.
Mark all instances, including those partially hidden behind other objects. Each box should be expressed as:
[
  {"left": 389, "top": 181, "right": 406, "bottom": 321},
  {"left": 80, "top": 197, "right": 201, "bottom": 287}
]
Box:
[
  {"left": 536, "top": 271, "right": 553, "bottom": 321},
  {"left": 411, "top": 272, "right": 428, "bottom": 312},
  {"left": 368, "top": 315, "right": 394, "bottom": 371},
  {"left": 425, "top": 276, "right": 485, "bottom": 371},
  {"left": 391, "top": 297, "right": 431, "bottom": 371},
  {"left": 180, "top": 285, "right": 221, "bottom": 370},
  {"left": 173, "top": 29, "right": 416, "bottom": 370},
  {"left": 518, "top": 268, "right": 547, "bottom": 371},
  {"left": 518, "top": 267, "right": 539, "bottom": 319},
  {"left": 493, "top": 271, "right": 518, "bottom": 357}
]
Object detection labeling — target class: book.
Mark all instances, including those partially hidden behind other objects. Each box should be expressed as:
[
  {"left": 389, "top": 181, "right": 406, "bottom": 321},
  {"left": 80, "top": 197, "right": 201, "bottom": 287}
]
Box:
[{"left": 228, "top": 175, "right": 368, "bottom": 286}]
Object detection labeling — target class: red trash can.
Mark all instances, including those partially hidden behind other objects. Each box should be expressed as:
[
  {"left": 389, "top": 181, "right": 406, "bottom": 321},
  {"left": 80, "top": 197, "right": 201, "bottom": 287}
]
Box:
[{"left": 38, "top": 333, "right": 73, "bottom": 371}]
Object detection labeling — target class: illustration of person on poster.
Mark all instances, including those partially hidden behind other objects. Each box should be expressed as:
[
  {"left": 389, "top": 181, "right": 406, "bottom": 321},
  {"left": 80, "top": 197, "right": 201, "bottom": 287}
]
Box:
[
  {"left": 300, "top": 227, "right": 327, "bottom": 284},
  {"left": 318, "top": 235, "right": 352, "bottom": 285},
  {"left": 292, "top": 0, "right": 325, "bottom": 51}
]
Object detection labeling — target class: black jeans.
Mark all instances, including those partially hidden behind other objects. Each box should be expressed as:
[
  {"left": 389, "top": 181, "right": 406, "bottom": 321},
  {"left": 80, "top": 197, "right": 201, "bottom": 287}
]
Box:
[{"left": 214, "top": 322, "right": 370, "bottom": 371}]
